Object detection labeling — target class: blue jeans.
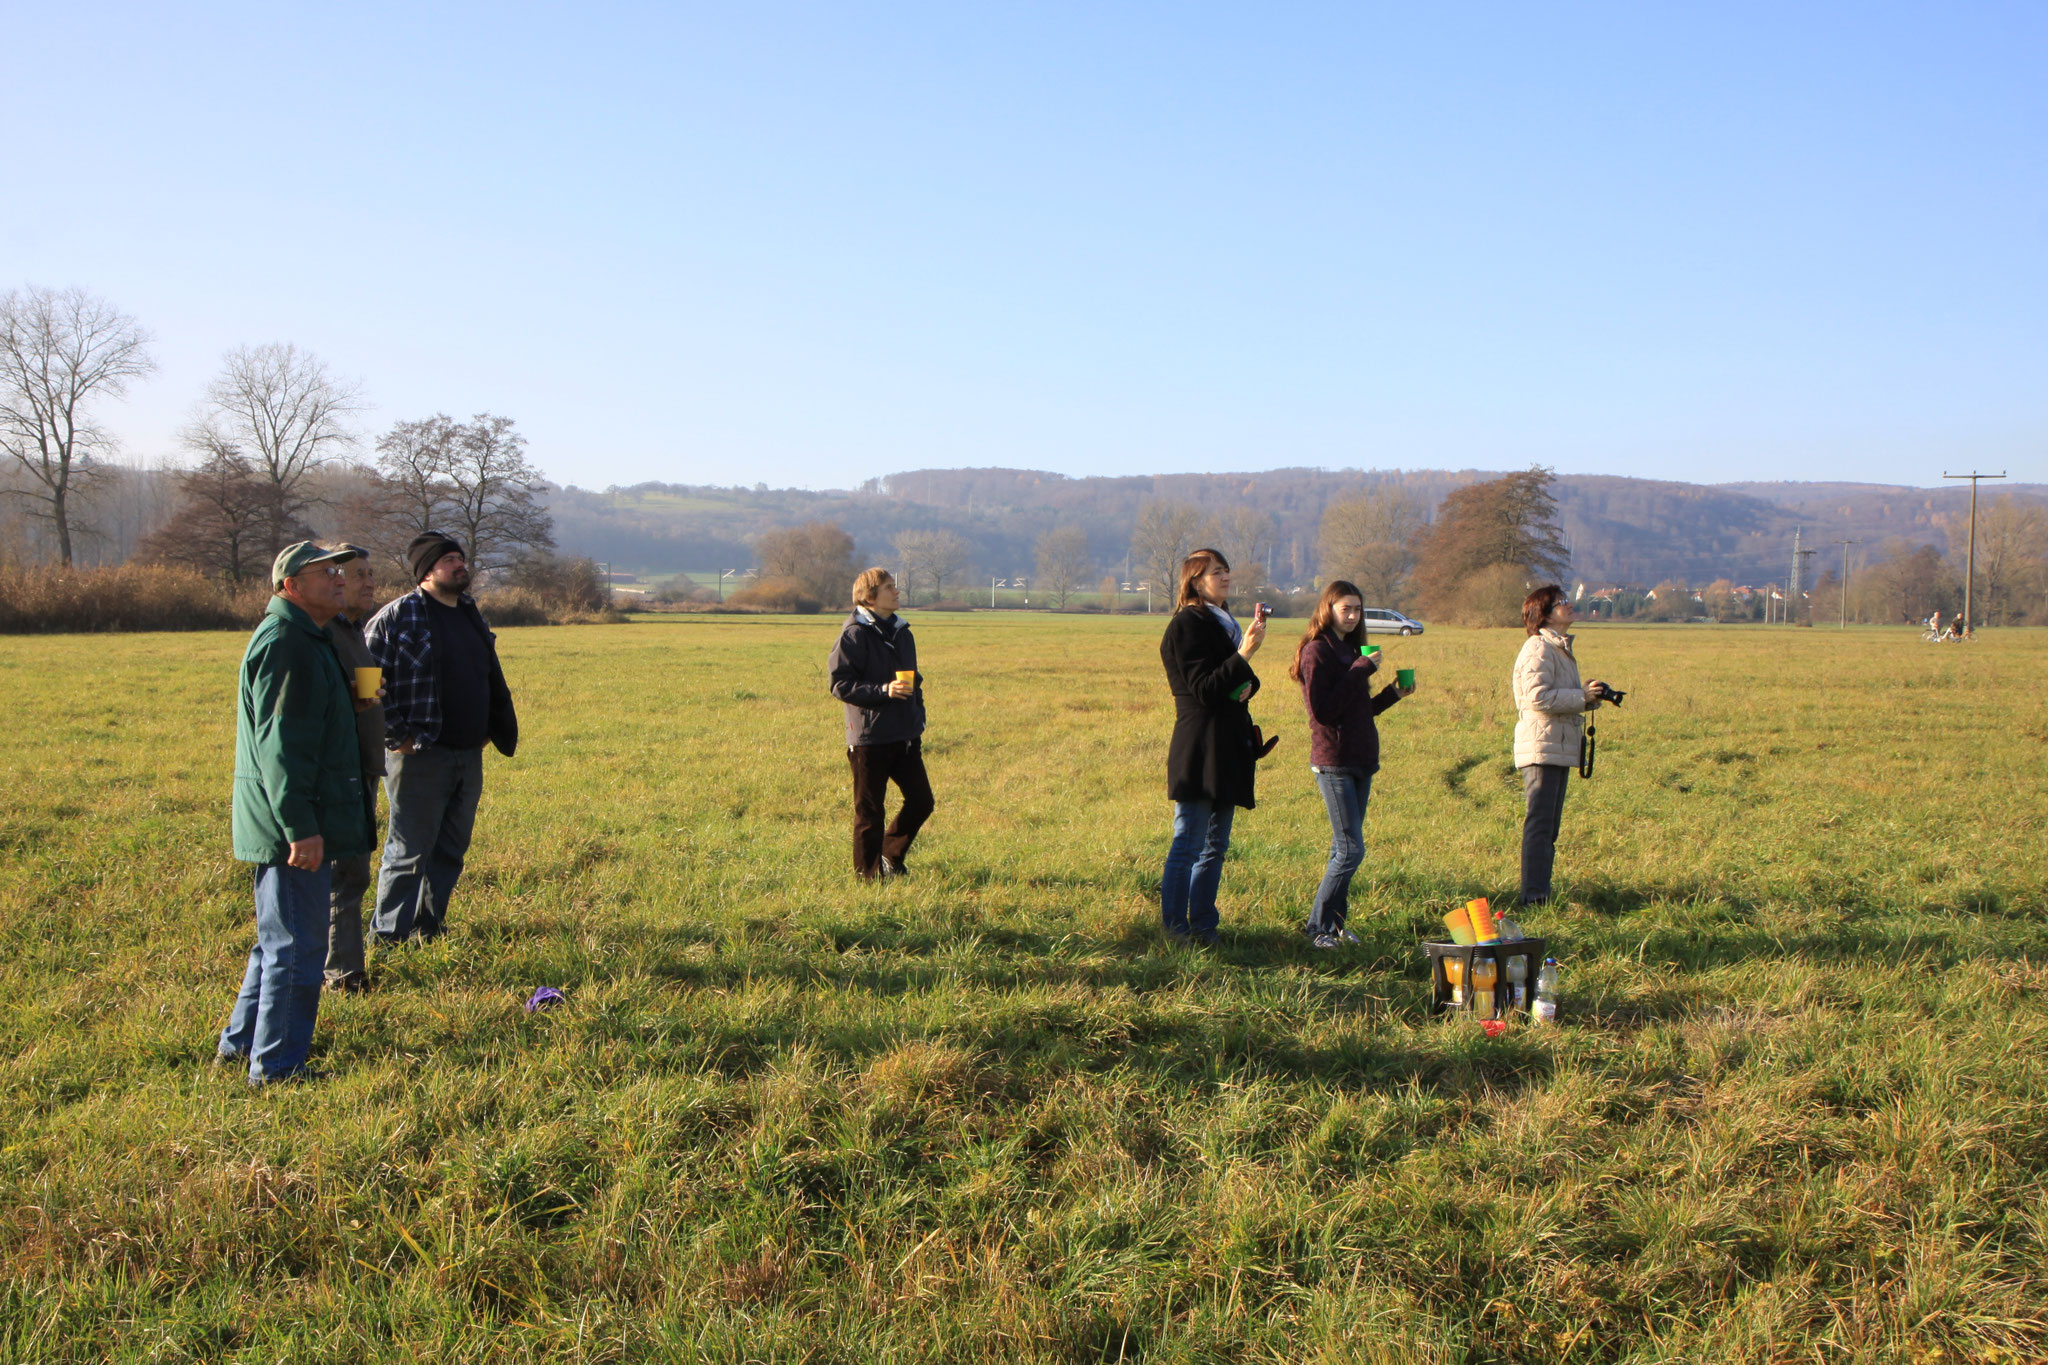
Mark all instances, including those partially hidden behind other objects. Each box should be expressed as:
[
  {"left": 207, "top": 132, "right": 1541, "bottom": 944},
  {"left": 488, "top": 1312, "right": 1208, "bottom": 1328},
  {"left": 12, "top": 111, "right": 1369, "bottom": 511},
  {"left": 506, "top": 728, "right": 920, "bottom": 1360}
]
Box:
[
  {"left": 220, "top": 862, "right": 331, "bottom": 1083},
  {"left": 1309, "top": 768, "right": 1371, "bottom": 936},
  {"left": 374, "top": 745, "right": 484, "bottom": 941},
  {"left": 1162, "top": 800, "right": 1235, "bottom": 939}
]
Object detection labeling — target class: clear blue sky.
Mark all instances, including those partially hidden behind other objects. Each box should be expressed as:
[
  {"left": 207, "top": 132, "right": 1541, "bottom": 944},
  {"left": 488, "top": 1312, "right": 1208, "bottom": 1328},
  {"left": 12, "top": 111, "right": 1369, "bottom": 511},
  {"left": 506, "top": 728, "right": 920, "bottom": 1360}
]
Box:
[{"left": 7, "top": 2, "right": 2043, "bottom": 490}]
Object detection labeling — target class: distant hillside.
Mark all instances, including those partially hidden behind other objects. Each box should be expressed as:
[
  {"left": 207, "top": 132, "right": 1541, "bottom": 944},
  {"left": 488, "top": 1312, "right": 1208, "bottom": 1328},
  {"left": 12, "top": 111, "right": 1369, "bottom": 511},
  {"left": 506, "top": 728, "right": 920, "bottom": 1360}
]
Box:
[{"left": 546, "top": 469, "right": 2048, "bottom": 589}]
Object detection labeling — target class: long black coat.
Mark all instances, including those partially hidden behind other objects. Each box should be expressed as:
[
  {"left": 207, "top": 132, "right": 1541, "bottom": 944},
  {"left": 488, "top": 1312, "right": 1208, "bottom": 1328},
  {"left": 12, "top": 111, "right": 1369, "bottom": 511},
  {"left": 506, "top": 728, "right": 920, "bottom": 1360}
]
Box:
[{"left": 1160, "top": 605, "right": 1260, "bottom": 809}]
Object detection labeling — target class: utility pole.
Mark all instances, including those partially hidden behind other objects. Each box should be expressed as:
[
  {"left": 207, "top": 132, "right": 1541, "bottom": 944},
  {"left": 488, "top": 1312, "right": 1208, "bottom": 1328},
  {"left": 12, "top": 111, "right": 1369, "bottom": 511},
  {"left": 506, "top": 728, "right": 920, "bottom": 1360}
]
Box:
[
  {"left": 1942, "top": 471, "right": 2006, "bottom": 636},
  {"left": 1833, "top": 540, "right": 1858, "bottom": 629}
]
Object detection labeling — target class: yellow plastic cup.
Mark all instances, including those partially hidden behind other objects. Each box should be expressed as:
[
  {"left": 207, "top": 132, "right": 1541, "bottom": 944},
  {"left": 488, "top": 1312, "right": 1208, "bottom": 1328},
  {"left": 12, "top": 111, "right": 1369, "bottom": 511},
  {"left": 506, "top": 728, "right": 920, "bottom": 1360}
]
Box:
[
  {"left": 1466, "top": 897, "right": 1501, "bottom": 944},
  {"left": 1443, "top": 907, "right": 1475, "bottom": 946},
  {"left": 354, "top": 666, "right": 381, "bottom": 701},
  {"left": 895, "top": 670, "right": 915, "bottom": 686}
]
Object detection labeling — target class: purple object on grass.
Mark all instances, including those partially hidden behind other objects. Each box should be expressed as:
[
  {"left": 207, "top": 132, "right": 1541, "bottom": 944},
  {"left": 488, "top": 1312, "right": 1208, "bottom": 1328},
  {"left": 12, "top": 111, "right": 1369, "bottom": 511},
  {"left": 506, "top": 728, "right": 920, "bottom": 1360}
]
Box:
[{"left": 525, "top": 987, "right": 565, "bottom": 1013}]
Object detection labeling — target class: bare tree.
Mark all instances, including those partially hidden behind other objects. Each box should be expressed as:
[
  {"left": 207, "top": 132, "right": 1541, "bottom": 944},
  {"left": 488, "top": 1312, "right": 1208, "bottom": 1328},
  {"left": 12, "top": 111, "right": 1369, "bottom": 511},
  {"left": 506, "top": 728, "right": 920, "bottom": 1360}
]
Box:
[
  {"left": 892, "top": 530, "right": 933, "bottom": 603},
  {"left": 439, "top": 414, "right": 554, "bottom": 573},
  {"left": 1975, "top": 496, "right": 2048, "bottom": 626},
  {"left": 1318, "top": 490, "right": 1422, "bottom": 605},
  {"left": 1207, "top": 507, "right": 1275, "bottom": 588},
  {"left": 1033, "top": 525, "right": 1092, "bottom": 609},
  {"left": 921, "top": 530, "right": 971, "bottom": 601},
  {"left": 0, "top": 286, "right": 156, "bottom": 565},
  {"left": 374, "top": 414, "right": 462, "bottom": 534},
  {"left": 893, "top": 529, "right": 972, "bottom": 604},
  {"left": 1129, "top": 500, "right": 1203, "bottom": 610},
  {"left": 190, "top": 343, "right": 362, "bottom": 548}
]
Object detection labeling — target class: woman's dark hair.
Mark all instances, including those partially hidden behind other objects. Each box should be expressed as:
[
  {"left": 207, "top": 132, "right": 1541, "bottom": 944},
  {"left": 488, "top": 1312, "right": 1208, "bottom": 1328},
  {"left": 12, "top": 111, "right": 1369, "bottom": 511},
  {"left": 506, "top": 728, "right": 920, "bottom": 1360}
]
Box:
[
  {"left": 1175, "top": 548, "right": 1230, "bottom": 610},
  {"left": 1523, "top": 583, "right": 1568, "bottom": 635},
  {"left": 1290, "top": 580, "right": 1365, "bottom": 682}
]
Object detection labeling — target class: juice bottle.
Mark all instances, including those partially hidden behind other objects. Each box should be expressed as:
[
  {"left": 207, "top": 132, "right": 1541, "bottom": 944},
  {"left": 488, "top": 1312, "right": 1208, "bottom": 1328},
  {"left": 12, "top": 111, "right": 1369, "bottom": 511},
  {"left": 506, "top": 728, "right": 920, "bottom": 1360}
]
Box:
[
  {"left": 1466, "top": 898, "right": 1500, "bottom": 944},
  {"left": 1505, "top": 954, "right": 1529, "bottom": 1010},
  {"left": 1471, "top": 954, "right": 1498, "bottom": 1018},
  {"left": 1443, "top": 906, "right": 1476, "bottom": 946},
  {"left": 1443, "top": 954, "right": 1466, "bottom": 1006}
]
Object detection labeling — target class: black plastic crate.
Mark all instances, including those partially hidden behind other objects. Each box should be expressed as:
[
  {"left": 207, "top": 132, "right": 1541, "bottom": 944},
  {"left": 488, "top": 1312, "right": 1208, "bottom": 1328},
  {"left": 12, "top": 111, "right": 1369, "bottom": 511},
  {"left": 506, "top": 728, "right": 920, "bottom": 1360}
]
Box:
[{"left": 1423, "top": 939, "right": 1547, "bottom": 1019}]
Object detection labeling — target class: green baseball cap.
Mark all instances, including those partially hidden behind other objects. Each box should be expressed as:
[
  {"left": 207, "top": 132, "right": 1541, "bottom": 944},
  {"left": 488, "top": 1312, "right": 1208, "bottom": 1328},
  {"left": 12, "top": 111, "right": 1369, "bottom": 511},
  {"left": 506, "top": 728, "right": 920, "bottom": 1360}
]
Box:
[{"left": 271, "top": 541, "right": 358, "bottom": 588}]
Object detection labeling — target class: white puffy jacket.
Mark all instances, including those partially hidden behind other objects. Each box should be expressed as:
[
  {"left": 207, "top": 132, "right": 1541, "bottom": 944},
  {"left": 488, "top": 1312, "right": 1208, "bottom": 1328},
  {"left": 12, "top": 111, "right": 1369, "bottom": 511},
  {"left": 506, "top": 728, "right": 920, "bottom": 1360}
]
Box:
[{"left": 1512, "top": 628, "right": 1600, "bottom": 768}]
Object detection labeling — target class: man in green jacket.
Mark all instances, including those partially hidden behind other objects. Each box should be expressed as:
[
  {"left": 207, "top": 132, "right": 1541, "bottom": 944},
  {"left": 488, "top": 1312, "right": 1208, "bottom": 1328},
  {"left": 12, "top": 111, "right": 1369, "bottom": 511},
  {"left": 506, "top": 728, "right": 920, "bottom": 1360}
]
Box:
[{"left": 217, "top": 541, "right": 372, "bottom": 1085}]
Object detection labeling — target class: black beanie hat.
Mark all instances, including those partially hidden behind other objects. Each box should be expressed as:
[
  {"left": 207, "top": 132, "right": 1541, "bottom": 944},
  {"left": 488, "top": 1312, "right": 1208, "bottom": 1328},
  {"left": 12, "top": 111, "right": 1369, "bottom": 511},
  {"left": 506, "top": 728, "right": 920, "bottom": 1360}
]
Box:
[{"left": 408, "top": 532, "right": 466, "bottom": 584}]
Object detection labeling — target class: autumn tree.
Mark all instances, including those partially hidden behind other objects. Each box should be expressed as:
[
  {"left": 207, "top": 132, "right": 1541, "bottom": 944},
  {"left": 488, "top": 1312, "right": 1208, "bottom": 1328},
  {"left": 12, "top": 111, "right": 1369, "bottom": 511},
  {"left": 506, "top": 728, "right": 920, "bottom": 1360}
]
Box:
[
  {"left": 137, "top": 441, "right": 303, "bottom": 583},
  {"left": 1318, "top": 490, "right": 1422, "bottom": 605},
  {"left": 1129, "top": 500, "right": 1203, "bottom": 611},
  {"left": 1864, "top": 541, "right": 1957, "bottom": 623},
  {"left": 757, "top": 520, "right": 857, "bottom": 607},
  {"left": 1411, "top": 468, "right": 1570, "bottom": 625},
  {"left": 0, "top": 286, "right": 156, "bottom": 565},
  {"left": 1033, "top": 525, "right": 1092, "bottom": 610}
]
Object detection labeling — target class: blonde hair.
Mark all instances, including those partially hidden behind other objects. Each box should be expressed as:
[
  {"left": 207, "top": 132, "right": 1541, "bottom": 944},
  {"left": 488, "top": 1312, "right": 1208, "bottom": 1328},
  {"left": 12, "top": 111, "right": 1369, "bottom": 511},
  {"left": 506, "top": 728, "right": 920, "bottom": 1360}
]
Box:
[{"left": 851, "top": 566, "right": 895, "bottom": 607}]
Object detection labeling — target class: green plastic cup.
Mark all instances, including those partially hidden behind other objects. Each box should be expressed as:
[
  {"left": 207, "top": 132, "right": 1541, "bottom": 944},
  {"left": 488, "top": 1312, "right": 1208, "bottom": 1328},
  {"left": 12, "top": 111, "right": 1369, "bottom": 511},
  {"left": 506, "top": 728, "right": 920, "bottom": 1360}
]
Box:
[
  {"left": 1397, "top": 667, "right": 1416, "bottom": 688},
  {"left": 1362, "top": 645, "right": 1380, "bottom": 658}
]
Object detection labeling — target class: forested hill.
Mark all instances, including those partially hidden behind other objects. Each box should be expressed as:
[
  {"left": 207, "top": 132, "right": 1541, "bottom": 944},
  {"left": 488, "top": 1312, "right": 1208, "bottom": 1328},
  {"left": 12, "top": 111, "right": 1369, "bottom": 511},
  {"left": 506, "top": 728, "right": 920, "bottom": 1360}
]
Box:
[{"left": 546, "top": 469, "right": 2048, "bottom": 587}]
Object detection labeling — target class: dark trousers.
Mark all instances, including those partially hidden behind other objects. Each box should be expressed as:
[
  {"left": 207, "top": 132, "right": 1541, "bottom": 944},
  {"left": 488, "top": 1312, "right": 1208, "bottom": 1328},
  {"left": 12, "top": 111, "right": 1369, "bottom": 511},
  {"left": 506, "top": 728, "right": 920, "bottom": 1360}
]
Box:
[
  {"left": 374, "top": 744, "right": 485, "bottom": 941},
  {"left": 326, "top": 850, "right": 373, "bottom": 984},
  {"left": 848, "top": 738, "right": 935, "bottom": 878},
  {"left": 1519, "top": 763, "right": 1570, "bottom": 905}
]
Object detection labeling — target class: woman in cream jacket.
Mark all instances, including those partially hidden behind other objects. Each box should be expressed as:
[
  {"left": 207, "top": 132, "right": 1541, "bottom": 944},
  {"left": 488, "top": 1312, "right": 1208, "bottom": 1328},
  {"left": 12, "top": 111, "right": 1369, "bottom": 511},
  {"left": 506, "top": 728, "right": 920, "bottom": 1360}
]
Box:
[{"left": 1511, "top": 585, "right": 1611, "bottom": 906}]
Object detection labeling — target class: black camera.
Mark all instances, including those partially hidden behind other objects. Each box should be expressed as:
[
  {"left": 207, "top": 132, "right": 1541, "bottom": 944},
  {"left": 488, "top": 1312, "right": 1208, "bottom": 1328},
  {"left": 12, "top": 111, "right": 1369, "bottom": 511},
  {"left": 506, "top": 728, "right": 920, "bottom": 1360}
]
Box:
[{"left": 1600, "top": 687, "right": 1626, "bottom": 707}]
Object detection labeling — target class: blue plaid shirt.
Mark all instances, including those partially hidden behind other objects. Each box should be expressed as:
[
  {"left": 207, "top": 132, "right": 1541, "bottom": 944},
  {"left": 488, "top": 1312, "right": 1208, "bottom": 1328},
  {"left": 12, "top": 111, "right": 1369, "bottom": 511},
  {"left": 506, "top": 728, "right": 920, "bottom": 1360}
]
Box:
[{"left": 364, "top": 588, "right": 496, "bottom": 750}]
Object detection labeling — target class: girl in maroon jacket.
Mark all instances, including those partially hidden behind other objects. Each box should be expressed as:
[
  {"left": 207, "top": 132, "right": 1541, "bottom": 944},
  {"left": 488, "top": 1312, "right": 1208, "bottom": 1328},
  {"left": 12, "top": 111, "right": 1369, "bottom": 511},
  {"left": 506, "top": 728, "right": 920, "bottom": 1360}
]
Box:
[{"left": 1289, "top": 580, "right": 1413, "bottom": 948}]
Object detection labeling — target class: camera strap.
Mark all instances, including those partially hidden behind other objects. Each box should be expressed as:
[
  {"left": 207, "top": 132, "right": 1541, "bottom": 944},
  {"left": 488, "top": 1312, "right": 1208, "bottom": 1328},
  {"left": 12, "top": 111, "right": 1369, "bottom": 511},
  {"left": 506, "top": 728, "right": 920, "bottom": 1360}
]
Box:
[{"left": 1579, "top": 722, "right": 1597, "bottom": 779}]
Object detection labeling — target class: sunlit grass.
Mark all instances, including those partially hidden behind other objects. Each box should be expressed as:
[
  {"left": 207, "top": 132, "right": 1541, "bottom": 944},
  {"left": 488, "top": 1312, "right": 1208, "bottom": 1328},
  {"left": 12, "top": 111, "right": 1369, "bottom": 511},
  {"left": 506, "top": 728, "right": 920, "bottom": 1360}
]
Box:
[{"left": 1, "top": 617, "right": 2043, "bottom": 1362}]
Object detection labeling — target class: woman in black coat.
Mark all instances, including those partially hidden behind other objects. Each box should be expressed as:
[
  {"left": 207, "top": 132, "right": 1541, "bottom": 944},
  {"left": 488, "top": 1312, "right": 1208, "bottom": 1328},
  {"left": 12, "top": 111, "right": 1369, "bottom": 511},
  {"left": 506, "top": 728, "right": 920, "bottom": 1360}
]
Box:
[{"left": 1158, "top": 547, "right": 1268, "bottom": 943}]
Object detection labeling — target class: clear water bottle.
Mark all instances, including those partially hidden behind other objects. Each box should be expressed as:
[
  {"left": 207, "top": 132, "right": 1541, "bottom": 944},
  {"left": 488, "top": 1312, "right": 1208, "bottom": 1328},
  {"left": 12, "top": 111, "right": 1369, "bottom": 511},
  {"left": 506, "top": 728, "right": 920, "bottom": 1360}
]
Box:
[
  {"left": 1505, "top": 954, "right": 1529, "bottom": 1010},
  {"left": 1532, "top": 958, "right": 1560, "bottom": 1023}
]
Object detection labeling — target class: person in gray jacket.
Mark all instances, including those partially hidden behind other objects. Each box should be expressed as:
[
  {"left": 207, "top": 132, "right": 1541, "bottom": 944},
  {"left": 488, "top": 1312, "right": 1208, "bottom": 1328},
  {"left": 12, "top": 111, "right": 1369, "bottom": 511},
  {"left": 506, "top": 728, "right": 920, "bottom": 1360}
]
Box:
[
  {"left": 321, "top": 543, "right": 385, "bottom": 992},
  {"left": 827, "top": 567, "right": 934, "bottom": 880},
  {"left": 1511, "top": 584, "right": 1611, "bottom": 906}
]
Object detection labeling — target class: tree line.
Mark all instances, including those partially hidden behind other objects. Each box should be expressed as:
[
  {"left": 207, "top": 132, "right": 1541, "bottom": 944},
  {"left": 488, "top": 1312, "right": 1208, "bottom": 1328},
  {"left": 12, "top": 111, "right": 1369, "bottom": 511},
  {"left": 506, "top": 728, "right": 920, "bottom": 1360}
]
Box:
[
  {"left": 744, "top": 465, "right": 2048, "bottom": 628},
  {"left": 11, "top": 285, "right": 2045, "bottom": 628},
  {"left": 1, "top": 284, "right": 594, "bottom": 611}
]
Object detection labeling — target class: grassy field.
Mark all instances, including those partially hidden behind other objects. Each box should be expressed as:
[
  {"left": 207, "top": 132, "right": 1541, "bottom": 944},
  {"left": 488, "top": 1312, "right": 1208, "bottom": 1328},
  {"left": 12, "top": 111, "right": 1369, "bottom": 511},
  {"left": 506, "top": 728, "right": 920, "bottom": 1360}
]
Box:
[{"left": 2, "top": 615, "right": 2044, "bottom": 1364}]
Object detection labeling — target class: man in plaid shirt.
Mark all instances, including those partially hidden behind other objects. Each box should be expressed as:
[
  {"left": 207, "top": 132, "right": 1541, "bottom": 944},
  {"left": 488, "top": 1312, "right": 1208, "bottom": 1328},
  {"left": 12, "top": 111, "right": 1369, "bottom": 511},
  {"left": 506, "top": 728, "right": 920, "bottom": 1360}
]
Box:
[{"left": 365, "top": 532, "right": 519, "bottom": 943}]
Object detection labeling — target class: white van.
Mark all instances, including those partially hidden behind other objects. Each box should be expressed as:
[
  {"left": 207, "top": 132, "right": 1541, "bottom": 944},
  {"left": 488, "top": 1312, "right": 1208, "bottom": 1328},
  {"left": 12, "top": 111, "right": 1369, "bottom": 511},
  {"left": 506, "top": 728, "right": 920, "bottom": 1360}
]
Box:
[{"left": 1363, "top": 608, "right": 1425, "bottom": 636}]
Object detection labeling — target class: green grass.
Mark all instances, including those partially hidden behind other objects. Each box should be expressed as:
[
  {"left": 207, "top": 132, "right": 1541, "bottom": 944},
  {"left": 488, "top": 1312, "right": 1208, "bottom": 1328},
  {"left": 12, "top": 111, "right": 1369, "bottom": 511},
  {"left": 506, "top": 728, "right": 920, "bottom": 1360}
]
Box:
[{"left": 2, "top": 618, "right": 2044, "bottom": 1363}]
